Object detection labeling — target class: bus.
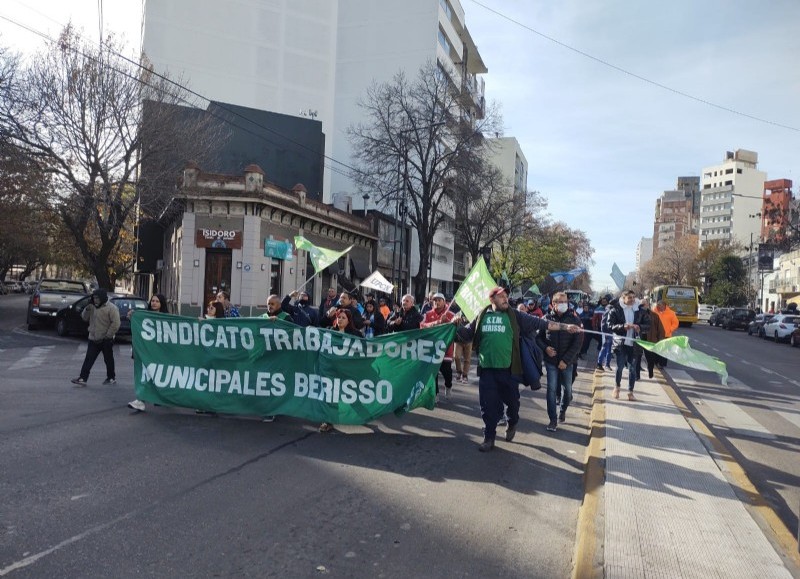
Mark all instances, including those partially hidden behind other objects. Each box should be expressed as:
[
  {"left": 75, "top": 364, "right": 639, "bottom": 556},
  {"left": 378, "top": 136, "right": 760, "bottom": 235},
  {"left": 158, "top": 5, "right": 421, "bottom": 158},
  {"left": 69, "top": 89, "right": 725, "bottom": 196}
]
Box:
[{"left": 651, "top": 285, "right": 699, "bottom": 327}]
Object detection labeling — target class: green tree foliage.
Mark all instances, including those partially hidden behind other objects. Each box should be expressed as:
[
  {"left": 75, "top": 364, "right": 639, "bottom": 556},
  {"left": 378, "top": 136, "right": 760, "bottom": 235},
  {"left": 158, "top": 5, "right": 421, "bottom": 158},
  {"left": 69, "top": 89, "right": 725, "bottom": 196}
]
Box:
[{"left": 707, "top": 255, "right": 748, "bottom": 306}]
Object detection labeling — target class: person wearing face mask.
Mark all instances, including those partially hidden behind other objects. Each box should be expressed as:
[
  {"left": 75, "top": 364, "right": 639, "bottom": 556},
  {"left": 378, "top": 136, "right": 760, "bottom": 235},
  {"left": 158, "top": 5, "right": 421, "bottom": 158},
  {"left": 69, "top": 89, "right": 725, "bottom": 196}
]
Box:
[
  {"left": 71, "top": 288, "right": 121, "bottom": 386},
  {"left": 282, "top": 291, "right": 318, "bottom": 326},
  {"left": 607, "top": 290, "right": 648, "bottom": 400},
  {"left": 536, "top": 292, "right": 583, "bottom": 431}
]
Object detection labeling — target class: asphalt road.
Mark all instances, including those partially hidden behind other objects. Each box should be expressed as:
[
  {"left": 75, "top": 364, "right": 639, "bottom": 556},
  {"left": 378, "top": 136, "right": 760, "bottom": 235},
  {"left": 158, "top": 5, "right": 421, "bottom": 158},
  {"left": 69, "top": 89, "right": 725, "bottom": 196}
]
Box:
[
  {"left": 0, "top": 293, "right": 595, "bottom": 578},
  {"left": 666, "top": 322, "right": 800, "bottom": 541}
]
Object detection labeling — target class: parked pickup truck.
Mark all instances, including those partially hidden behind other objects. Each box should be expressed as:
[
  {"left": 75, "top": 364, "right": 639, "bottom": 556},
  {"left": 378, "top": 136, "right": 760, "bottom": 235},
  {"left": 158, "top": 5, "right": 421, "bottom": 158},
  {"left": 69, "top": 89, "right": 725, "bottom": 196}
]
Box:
[{"left": 27, "top": 279, "right": 90, "bottom": 330}]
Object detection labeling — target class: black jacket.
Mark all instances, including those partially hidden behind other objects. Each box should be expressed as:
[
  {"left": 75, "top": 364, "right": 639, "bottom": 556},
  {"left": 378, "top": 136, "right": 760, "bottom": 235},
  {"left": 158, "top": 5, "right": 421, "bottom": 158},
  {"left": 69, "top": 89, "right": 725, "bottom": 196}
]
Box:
[
  {"left": 388, "top": 307, "right": 423, "bottom": 333},
  {"left": 536, "top": 309, "right": 583, "bottom": 366},
  {"left": 607, "top": 302, "right": 649, "bottom": 351}
]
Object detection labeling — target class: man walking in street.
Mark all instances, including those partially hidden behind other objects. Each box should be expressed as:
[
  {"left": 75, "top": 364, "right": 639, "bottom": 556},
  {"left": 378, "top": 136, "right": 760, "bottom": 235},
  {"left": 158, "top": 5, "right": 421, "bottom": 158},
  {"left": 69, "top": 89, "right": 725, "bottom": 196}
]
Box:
[
  {"left": 465, "top": 286, "right": 581, "bottom": 452},
  {"left": 537, "top": 292, "right": 583, "bottom": 431},
  {"left": 608, "top": 290, "right": 648, "bottom": 400},
  {"left": 71, "top": 289, "right": 121, "bottom": 386}
]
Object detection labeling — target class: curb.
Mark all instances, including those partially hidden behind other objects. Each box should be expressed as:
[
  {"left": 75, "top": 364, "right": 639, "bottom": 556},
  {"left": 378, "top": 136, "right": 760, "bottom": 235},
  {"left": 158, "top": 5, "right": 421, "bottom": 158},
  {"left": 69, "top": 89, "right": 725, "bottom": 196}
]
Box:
[
  {"left": 571, "top": 366, "right": 605, "bottom": 579},
  {"left": 658, "top": 374, "right": 800, "bottom": 573}
]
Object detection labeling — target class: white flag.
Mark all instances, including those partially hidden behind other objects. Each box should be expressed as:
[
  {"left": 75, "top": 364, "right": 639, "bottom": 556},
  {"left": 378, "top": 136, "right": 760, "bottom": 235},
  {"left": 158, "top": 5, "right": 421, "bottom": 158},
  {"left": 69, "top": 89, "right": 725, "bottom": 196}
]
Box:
[{"left": 360, "top": 270, "right": 394, "bottom": 294}]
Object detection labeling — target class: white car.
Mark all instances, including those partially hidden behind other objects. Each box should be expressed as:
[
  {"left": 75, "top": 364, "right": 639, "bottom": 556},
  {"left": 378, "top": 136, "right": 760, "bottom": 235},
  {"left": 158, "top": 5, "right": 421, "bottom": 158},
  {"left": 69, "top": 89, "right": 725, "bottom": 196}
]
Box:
[
  {"left": 697, "top": 304, "right": 716, "bottom": 323},
  {"left": 762, "top": 314, "right": 800, "bottom": 342}
]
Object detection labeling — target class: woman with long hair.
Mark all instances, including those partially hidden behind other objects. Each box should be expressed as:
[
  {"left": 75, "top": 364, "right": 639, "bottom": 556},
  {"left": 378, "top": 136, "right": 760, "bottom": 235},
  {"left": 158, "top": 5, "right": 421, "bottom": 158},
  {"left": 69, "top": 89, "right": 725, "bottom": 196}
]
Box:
[
  {"left": 318, "top": 309, "right": 362, "bottom": 432},
  {"left": 127, "top": 294, "right": 169, "bottom": 412},
  {"left": 362, "top": 300, "right": 386, "bottom": 338}
]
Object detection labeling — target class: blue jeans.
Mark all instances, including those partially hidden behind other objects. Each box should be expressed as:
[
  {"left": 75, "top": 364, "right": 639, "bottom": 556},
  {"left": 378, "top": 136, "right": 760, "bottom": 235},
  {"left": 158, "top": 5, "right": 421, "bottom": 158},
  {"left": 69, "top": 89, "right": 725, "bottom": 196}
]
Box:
[
  {"left": 545, "top": 362, "right": 574, "bottom": 422},
  {"left": 478, "top": 368, "right": 520, "bottom": 440},
  {"left": 597, "top": 335, "right": 613, "bottom": 366},
  {"left": 615, "top": 345, "right": 637, "bottom": 391}
]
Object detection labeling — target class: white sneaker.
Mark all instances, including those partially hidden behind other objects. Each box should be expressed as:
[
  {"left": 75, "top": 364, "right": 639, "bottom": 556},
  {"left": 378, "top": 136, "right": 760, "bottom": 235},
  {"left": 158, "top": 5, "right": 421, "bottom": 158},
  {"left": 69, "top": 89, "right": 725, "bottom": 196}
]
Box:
[
  {"left": 127, "top": 399, "right": 145, "bottom": 412},
  {"left": 445, "top": 387, "right": 452, "bottom": 399},
  {"left": 262, "top": 415, "right": 276, "bottom": 422}
]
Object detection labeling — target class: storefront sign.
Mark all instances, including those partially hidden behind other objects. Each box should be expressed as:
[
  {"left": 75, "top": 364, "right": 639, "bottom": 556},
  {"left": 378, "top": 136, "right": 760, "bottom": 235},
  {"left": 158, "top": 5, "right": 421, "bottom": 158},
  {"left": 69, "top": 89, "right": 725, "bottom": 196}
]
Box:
[
  {"left": 265, "top": 239, "right": 294, "bottom": 261},
  {"left": 195, "top": 228, "right": 242, "bottom": 249}
]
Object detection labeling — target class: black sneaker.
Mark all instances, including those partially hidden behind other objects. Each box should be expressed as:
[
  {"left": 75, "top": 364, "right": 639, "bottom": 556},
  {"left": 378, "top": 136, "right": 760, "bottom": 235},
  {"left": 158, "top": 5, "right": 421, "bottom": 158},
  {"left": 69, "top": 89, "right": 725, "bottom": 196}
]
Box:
[
  {"left": 596, "top": 364, "right": 604, "bottom": 371},
  {"left": 546, "top": 421, "right": 558, "bottom": 432},
  {"left": 71, "top": 377, "right": 87, "bottom": 386},
  {"left": 102, "top": 378, "right": 116, "bottom": 385},
  {"left": 558, "top": 410, "right": 566, "bottom": 423},
  {"left": 478, "top": 438, "right": 495, "bottom": 452}
]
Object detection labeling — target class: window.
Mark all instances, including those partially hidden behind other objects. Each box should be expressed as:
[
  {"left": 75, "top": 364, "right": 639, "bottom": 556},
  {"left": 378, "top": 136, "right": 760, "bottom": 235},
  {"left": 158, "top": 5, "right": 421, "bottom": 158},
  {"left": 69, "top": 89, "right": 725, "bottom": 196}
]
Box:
[
  {"left": 439, "top": 0, "right": 452, "bottom": 19},
  {"left": 269, "top": 260, "right": 282, "bottom": 296},
  {"left": 725, "top": 168, "right": 733, "bottom": 174},
  {"left": 737, "top": 168, "right": 743, "bottom": 174},
  {"left": 438, "top": 28, "right": 450, "bottom": 53},
  {"left": 724, "top": 180, "right": 732, "bottom": 186}
]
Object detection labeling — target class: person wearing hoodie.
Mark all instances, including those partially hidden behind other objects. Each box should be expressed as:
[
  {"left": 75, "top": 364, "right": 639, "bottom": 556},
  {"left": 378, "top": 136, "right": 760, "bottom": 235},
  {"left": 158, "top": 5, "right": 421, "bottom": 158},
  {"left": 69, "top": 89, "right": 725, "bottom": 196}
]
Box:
[
  {"left": 607, "top": 290, "right": 648, "bottom": 400},
  {"left": 71, "top": 288, "right": 121, "bottom": 386}
]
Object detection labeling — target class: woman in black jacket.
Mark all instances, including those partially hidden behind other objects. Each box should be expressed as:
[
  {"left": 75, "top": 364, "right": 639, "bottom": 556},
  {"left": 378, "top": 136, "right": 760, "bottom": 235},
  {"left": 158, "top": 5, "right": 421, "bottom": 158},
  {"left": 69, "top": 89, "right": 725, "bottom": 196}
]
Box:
[{"left": 363, "top": 300, "right": 387, "bottom": 338}]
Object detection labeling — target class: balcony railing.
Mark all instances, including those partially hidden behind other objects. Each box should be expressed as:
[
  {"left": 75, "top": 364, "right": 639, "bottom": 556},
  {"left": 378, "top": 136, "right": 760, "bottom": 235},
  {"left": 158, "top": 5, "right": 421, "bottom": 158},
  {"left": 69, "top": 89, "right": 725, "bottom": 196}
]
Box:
[
  {"left": 453, "top": 260, "right": 466, "bottom": 276},
  {"left": 776, "top": 277, "right": 800, "bottom": 294}
]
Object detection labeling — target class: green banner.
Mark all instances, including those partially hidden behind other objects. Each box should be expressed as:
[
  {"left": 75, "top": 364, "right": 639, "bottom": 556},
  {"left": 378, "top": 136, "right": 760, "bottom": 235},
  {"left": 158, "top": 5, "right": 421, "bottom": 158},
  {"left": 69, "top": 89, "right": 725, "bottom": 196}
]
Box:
[
  {"left": 132, "top": 312, "right": 456, "bottom": 423},
  {"left": 635, "top": 335, "right": 728, "bottom": 385},
  {"left": 294, "top": 235, "right": 353, "bottom": 272},
  {"left": 453, "top": 257, "right": 495, "bottom": 322}
]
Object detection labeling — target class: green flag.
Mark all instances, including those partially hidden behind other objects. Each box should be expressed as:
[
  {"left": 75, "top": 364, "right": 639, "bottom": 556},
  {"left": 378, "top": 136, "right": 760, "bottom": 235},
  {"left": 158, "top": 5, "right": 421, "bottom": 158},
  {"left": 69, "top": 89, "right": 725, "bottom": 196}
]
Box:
[
  {"left": 453, "top": 257, "right": 495, "bottom": 322},
  {"left": 132, "top": 312, "right": 455, "bottom": 422},
  {"left": 635, "top": 335, "right": 728, "bottom": 385},
  {"left": 294, "top": 235, "right": 353, "bottom": 272},
  {"left": 529, "top": 284, "right": 540, "bottom": 295}
]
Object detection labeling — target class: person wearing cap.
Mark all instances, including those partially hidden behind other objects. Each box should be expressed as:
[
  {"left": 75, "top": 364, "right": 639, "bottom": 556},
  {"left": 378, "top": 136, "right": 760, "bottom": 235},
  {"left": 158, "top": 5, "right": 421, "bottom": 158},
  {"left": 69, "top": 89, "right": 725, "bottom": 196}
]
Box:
[
  {"left": 420, "top": 292, "right": 456, "bottom": 401},
  {"left": 463, "top": 286, "right": 581, "bottom": 452}
]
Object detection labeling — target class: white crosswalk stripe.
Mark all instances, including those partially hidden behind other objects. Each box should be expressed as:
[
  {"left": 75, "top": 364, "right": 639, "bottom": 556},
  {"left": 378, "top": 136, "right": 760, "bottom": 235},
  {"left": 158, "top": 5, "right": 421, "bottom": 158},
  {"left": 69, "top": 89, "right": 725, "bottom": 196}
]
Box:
[
  {"left": 775, "top": 410, "right": 800, "bottom": 430},
  {"left": 8, "top": 346, "right": 56, "bottom": 371},
  {"left": 702, "top": 399, "right": 776, "bottom": 439}
]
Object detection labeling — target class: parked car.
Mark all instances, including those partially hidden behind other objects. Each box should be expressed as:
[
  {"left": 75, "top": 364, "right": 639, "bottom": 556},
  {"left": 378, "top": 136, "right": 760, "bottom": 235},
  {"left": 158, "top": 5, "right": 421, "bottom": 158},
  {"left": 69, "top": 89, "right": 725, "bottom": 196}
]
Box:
[
  {"left": 26, "top": 279, "right": 90, "bottom": 330},
  {"left": 719, "top": 307, "right": 756, "bottom": 331},
  {"left": 762, "top": 314, "right": 800, "bottom": 343},
  {"left": 790, "top": 325, "right": 800, "bottom": 347},
  {"left": 697, "top": 304, "right": 716, "bottom": 323},
  {"left": 708, "top": 307, "right": 730, "bottom": 327},
  {"left": 55, "top": 293, "right": 148, "bottom": 338},
  {"left": 747, "top": 313, "right": 774, "bottom": 337}
]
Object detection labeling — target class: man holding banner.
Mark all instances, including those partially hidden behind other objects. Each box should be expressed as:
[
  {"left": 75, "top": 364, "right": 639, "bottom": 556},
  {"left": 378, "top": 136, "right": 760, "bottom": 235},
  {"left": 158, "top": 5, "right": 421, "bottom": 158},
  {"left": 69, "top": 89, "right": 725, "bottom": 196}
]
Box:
[{"left": 463, "top": 286, "right": 581, "bottom": 452}]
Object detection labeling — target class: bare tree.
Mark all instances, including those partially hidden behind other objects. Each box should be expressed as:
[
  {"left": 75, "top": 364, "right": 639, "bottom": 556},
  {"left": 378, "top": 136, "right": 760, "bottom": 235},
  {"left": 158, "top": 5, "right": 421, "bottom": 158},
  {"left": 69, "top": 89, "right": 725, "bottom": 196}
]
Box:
[
  {"left": 348, "top": 61, "right": 502, "bottom": 301},
  {"left": 0, "top": 27, "right": 223, "bottom": 288}
]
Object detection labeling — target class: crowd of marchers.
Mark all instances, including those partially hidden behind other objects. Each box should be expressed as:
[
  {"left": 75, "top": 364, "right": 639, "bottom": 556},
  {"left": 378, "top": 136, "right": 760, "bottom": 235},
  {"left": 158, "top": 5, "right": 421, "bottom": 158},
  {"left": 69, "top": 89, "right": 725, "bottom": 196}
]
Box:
[{"left": 73, "top": 284, "right": 678, "bottom": 452}]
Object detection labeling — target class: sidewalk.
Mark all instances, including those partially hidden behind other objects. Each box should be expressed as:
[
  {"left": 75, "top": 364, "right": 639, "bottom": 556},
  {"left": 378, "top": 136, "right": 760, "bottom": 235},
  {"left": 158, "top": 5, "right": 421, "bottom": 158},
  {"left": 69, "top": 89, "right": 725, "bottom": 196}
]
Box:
[{"left": 587, "top": 363, "right": 797, "bottom": 578}]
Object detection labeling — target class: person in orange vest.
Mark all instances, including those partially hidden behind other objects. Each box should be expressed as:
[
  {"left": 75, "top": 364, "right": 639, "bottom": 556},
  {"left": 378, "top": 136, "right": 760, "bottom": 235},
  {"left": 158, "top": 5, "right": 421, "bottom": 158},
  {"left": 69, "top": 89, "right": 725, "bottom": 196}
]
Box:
[{"left": 653, "top": 300, "right": 679, "bottom": 368}]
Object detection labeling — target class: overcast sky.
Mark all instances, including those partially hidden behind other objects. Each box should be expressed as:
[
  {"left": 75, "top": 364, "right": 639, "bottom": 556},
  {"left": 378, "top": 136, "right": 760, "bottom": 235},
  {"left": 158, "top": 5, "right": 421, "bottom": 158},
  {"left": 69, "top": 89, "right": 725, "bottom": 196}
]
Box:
[{"left": 2, "top": 0, "right": 799, "bottom": 294}]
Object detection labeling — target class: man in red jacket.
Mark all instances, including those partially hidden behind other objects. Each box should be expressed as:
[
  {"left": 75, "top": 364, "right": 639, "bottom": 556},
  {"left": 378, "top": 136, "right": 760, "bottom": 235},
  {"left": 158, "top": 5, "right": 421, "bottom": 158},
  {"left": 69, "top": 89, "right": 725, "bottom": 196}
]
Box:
[{"left": 421, "top": 292, "right": 456, "bottom": 401}]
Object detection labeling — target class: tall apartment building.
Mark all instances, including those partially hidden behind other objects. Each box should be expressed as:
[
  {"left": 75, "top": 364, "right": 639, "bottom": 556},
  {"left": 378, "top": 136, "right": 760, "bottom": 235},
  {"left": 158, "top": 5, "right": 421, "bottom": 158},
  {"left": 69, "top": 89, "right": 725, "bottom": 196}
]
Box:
[
  {"left": 653, "top": 191, "right": 693, "bottom": 252},
  {"left": 142, "top": 0, "right": 488, "bottom": 297},
  {"left": 636, "top": 237, "right": 653, "bottom": 271},
  {"left": 698, "top": 149, "right": 766, "bottom": 249},
  {"left": 142, "top": 0, "right": 486, "bottom": 205},
  {"left": 486, "top": 137, "right": 528, "bottom": 198},
  {"left": 676, "top": 176, "right": 700, "bottom": 228}
]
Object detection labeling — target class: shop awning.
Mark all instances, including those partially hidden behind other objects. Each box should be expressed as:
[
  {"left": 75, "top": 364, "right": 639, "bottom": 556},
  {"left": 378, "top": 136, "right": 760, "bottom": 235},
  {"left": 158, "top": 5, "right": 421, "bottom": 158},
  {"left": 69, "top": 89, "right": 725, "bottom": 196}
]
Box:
[{"left": 351, "top": 256, "right": 371, "bottom": 279}]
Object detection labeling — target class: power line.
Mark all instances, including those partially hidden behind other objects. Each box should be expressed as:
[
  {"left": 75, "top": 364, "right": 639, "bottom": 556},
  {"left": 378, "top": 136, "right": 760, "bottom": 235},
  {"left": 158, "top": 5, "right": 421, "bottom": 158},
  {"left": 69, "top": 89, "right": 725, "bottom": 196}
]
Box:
[
  {"left": 0, "top": 12, "right": 375, "bottom": 189},
  {"left": 468, "top": 0, "right": 800, "bottom": 133}
]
